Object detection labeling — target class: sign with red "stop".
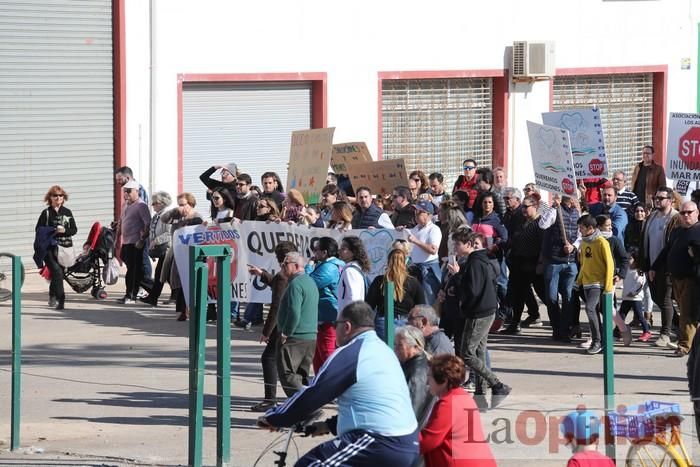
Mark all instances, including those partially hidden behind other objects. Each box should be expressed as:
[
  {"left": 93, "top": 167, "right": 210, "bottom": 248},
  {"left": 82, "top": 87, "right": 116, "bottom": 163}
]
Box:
[{"left": 667, "top": 113, "right": 700, "bottom": 181}]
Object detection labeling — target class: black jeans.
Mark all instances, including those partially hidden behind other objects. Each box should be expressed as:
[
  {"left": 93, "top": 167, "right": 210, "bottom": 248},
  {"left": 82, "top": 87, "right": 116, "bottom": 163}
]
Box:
[
  {"left": 121, "top": 244, "right": 144, "bottom": 299},
  {"left": 261, "top": 330, "right": 280, "bottom": 401},
  {"left": 649, "top": 270, "right": 678, "bottom": 336},
  {"left": 44, "top": 247, "right": 65, "bottom": 300},
  {"left": 507, "top": 262, "right": 545, "bottom": 324},
  {"left": 458, "top": 314, "right": 500, "bottom": 389},
  {"left": 148, "top": 255, "right": 165, "bottom": 301}
]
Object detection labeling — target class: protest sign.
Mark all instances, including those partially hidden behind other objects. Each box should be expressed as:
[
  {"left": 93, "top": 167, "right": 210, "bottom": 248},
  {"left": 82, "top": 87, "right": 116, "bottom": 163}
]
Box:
[
  {"left": 172, "top": 223, "right": 246, "bottom": 308},
  {"left": 173, "top": 221, "right": 406, "bottom": 304},
  {"left": 542, "top": 107, "right": 608, "bottom": 179},
  {"left": 331, "top": 142, "right": 373, "bottom": 176},
  {"left": 346, "top": 158, "right": 409, "bottom": 196},
  {"left": 666, "top": 112, "right": 700, "bottom": 181},
  {"left": 526, "top": 121, "right": 577, "bottom": 196},
  {"left": 286, "top": 127, "right": 335, "bottom": 204}
]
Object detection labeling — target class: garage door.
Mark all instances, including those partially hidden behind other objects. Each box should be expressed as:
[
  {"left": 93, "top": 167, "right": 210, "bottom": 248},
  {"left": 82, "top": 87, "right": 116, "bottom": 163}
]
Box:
[
  {"left": 0, "top": 0, "right": 114, "bottom": 267},
  {"left": 553, "top": 73, "right": 654, "bottom": 180},
  {"left": 182, "top": 82, "right": 312, "bottom": 208},
  {"left": 381, "top": 78, "right": 493, "bottom": 188}
]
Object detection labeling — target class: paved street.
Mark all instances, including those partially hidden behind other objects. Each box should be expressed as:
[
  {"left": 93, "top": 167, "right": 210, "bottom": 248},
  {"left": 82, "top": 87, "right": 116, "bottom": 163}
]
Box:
[{"left": 1, "top": 273, "right": 698, "bottom": 466}]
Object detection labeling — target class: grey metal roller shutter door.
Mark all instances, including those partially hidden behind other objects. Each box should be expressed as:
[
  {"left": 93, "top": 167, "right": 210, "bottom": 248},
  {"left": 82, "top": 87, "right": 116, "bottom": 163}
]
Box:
[
  {"left": 182, "top": 82, "right": 312, "bottom": 209},
  {"left": 0, "top": 0, "right": 114, "bottom": 267},
  {"left": 382, "top": 78, "right": 493, "bottom": 189},
  {"left": 553, "top": 73, "right": 654, "bottom": 180}
]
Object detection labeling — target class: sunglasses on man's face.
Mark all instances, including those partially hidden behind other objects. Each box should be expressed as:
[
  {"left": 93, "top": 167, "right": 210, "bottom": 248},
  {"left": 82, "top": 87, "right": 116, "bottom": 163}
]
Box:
[
  {"left": 463, "top": 166, "right": 476, "bottom": 171},
  {"left": 51, "top": 193, "right": 64, "bottom": 198}
]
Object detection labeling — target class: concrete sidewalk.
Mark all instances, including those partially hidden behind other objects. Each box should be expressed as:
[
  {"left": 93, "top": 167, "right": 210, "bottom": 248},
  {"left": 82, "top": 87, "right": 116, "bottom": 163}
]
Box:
[{"left": 0, "top": 273, "right": 698, "bottom": 466}]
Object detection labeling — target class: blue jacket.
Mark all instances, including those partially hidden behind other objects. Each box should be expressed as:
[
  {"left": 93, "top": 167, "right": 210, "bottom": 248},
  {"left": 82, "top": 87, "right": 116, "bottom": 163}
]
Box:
[
  {"left": 266, "top": 330, "right": 418, "bottom": 437},
  {"left": 305, "top": 256, "right": 345, "bottom": 323},
  {"left": 588, "top": 202, "right": 628, "bottom": 248}
]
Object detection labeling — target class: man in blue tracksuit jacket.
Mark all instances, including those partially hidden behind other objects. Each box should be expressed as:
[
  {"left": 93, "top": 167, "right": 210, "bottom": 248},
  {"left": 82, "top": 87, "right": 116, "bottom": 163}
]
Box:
[{"left": 260, "top": 301, "right": 419, "bottom": 466}]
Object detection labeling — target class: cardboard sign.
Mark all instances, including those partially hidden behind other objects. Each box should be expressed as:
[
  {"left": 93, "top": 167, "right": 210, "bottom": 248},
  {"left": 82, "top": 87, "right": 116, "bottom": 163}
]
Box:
[
  {"left": 346, "top": 159, "right": 409, "bottom": 196},
  {"left": 526, "top": 121, "right": 577, "bottom": 196},
  {"left": 542, "top": 107, "right": 608, "bottom": 179},
  {"left": 286, "top": 127, "right": 335, "bottom": 204},
  {"left": 331, "top": 142, "right": 373, "bottom": 175},
  {"left": 666, "top": 112, "right": 700, "bottom": 181}
]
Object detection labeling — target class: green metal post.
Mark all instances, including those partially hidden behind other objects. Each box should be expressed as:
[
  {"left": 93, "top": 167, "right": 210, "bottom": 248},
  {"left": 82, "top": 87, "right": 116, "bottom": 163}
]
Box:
[
  {"left": 188, "top": 246, "right": 208, "bottom": 467},
  {"left": 216, "top": 249, "right": 231, "bottom": 467},
  {"left": 384, "top": 281, "right": 395, "bottom": 348},
  {"left": 11, "top": 255, "right": 21, "bottom": 451},
  {"left": 601, "top": 292, "right": 616, "bottom": 460}
]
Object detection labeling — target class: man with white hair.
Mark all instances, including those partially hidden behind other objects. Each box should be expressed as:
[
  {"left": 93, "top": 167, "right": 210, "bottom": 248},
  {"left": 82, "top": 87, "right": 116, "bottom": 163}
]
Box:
[
  {"left": 275, "top": 252, "right": 319, "bottom": 397},
  {"left": 611, "top": 170, "right": 639, "bottom": 215},
  {"left": 407, "top": 305, "right": 453, "bottom": 355}
]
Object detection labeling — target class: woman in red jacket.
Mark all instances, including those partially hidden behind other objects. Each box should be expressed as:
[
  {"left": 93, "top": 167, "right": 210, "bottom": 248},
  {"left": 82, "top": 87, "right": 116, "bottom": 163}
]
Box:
[{"left": 420, "top": 354, "right": 497, "bottom": 467}]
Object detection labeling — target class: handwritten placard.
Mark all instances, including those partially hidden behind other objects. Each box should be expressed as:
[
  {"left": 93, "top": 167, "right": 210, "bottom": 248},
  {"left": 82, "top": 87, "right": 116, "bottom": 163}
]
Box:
[
  {"left": 331, "top": 142, "right": 373, "bottom": 175},
  {"left": 286, "top": 127, "right": 335, "bottom": 204},
  {"left": 526, "top": 121, "right": 577, "bottom": 196},
  {"left": 346, "top": 159, "right": 409, "bottom": 196}
]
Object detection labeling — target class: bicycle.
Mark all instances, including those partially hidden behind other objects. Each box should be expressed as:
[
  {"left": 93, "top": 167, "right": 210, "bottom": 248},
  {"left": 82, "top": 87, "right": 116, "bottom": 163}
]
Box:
[
  {"left": 0, "top": 252, "right": 25, "bottom": 302},
  {"left": 254, "top": 413, "right": 321, "bottom": 466},
  {"left": 609, "top": 400, "right": 694, "bottom": 467}
]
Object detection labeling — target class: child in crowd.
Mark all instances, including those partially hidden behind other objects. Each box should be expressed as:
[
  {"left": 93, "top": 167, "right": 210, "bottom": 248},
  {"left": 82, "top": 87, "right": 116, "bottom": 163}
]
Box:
[
  {"left": 560, "top": 408, "right": 615, "bottom": 467},
  {"left": 618, "top": 247, "right": 652, "bottom": 341}
]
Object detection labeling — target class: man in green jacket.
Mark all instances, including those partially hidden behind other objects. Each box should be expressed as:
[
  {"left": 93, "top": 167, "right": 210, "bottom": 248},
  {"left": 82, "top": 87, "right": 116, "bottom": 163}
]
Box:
[{"left": 276, "top": 251, "right": 320, "bottom": 398}]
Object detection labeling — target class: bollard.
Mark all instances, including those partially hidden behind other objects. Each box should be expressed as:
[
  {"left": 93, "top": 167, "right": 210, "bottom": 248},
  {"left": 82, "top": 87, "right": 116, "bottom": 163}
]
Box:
[
  {"left": 11, "top": 255, "right": 21, "bottom": 451},
  {"left": 601, "top": 292, "right": 615, "bottom": 460},
  {"left": 384, "top": 281, "right": 395, "bottom": 348},
  {"left": 187, "top": 245, "right": 232, "bottom": 467}
]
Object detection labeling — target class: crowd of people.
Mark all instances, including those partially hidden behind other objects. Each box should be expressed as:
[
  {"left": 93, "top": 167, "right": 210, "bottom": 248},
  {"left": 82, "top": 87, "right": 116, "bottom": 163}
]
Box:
[{"left": 31, "top": 143, "right": 700, "bottom": 465}]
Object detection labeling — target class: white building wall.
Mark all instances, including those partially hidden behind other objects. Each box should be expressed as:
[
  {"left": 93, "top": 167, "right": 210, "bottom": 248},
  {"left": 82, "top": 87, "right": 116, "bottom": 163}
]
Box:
[{"left": 125, "top": 0, "right": 700, "bottom": 197}]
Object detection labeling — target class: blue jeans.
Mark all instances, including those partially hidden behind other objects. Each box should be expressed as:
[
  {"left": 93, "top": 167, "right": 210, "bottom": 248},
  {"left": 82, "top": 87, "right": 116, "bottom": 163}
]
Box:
[
  {"left": 544, "top": 262, "right": 578, "bottom": 338},
  {"left": 416, "top": 260, "right": 442, "bottom": 305},
  {"left": 375, "top": 315, "right": 407, "bottom": 343}
]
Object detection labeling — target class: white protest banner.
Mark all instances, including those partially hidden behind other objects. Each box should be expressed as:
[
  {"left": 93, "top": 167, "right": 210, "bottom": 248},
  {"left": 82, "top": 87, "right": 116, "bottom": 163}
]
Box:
[
  {"left": 526, "top": 121, "right": 577, "bottom": 196},
  {"left": 287, "top": 127, "right": 335, "bottom": 205},
  {"left": 174, "top": 221, "right": 406, "bottom": 305},
  {"left": 542, "top": 107, "right": 608, "bottom": 179},
  {"left": 172, "top": 223, "right": 246, "bottom": 308},
  {"left": 331, "top": 142, "right": 373, "bottom": 176},
  {"left": 666, "top": 112, "right": 700, "bottom": 181}
]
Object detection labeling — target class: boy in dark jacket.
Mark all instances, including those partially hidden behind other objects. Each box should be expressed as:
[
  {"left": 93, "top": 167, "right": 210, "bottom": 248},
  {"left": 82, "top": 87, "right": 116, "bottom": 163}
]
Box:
[{"left": 450, "top": 230, "right": 511, "bottom": 409}]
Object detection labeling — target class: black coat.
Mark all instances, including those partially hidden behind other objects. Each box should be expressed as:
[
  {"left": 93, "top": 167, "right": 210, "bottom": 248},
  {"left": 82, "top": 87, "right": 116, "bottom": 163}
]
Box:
[{"left": 401, "top": 352, "right": 436, "bottom": 428}]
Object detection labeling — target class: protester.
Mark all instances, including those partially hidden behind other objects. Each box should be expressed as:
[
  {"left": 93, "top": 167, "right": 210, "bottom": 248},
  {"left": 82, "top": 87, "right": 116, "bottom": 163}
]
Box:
[
  {"left": 209, "top": 186, "right": 236, "bottom": 224},
  {"left": 391, "top": 186, "right": 417, "bottom": 228},
  {"left": 470, "top": 193, "right": 508, "bottom": 258},
  {"left": 409, "top": 169, "right": 430, "bottom": 199},
  {"left": 34, "top": 185, "right": 78, "bottom": 310},
  {"left": 139, "top": 191, "right": 172, "bottom": 307},
  {"left": 160, "top": 192, "right": 204, "bottom": 321},
  {"left": 199, "top": 163, "right": 238, "bottom": 201},
  {"left": 420, "top": 354, "right": 497, "bottom": 467},
  {"left": 625, "top": 202, "right": 649, "bottom": 250},
  {"left": 115, "top": 166, "right": 151, "bottom": 289},
  {"left": 395, "top": 325, "right": 435, "bottom": 428},
  {"left": 281, "top": 188, "right": 305, "bottom": 223},
  {"left": 305, "top": 237, "right": 345, "bottom": 372},
  {"left": 260, "top": 301, "right": 419, "bottom": 466},
  {"left": 299, "top": 205, "right": 324, "bottom": 227},
  {"left": 452, "top": 158, "right": 479, "bottom": 209},
  {"left": 472, "top": 168, "right": 506, "bottom": 219},
  {"left": 428, "top": 172, "right": 450, "bottom": 208},
  {"left": 233, "top": 173, "right": 258, "bottom": 221},
  {"left": 407, "top": 200, "right": 443, "bottom": 305},
  {"left": 493, "top": 167, "right": 507, "bottom": 194},
  {"left": 328, "top": 200, "right": 354, "bottom": 230},
  {"left": 618, "top": 247, "right": 652, "bottom": 342},
  {"left": 560, "top": 409, "right": 615, "bottom": 467},
  {"left": 632, "top": 145, "right": 667, "bottom": 205},
  {"left": 611, "top": 170, "right": 639, "bottom": 215},
  {"left": 260, "top": 171, "right": 285, "bottom": 207},
  {"left": 588, "top": 186, "right": 628, "bottom": 247},
  {"left": 436, "top": 200, "right": 469, "bottom": 265},
  {"left": 254, "top": 197, "right": 281, "bottom": 223},
  {"left": 408, "top": 305, "right": 454, "bottom": 355},
  {"left": 118, "top": 180, "right": 151, "bottom": 305},
  {"left": 248, "top": 241, "right": 298, "bottom": 412},
  {"left": 320, "top": 183, "right": 342, "bottom": 226},
  {"left": 351, "top": 186, "right": 394, "bottom": 229},
  {"left": 367, "top": 247, "right": 426, "bottom": 340},
  {"left": 337, "top": 236, "right": 371, "bottom": 313},
  {"left": 276, "top": 252, "right": 319, "bottom": 397}
]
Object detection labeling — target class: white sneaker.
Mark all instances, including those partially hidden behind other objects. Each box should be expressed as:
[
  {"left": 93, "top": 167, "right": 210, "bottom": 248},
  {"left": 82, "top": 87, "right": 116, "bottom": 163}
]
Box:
[
  {"left": 578, "top": 338, "right": 592, "bottom": 349},
  {"left": 654, "top": 334, "right": 671, "bottom": 348}
]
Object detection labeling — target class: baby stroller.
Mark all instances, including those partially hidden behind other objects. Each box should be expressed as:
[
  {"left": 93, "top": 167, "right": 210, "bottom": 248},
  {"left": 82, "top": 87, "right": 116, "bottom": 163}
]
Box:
[{"left": 64, "top": 222, "right": 115, "bottom": 300}]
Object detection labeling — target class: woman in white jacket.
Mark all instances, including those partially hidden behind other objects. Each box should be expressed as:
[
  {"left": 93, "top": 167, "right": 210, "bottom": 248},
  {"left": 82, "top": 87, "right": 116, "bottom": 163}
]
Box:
[{"left": 337, "top": 236, "right": 371, "bottom": 315}]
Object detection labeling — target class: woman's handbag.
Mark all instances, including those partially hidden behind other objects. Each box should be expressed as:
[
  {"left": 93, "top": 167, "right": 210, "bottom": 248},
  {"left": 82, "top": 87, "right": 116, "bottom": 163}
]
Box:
[
  {"left": 149, "top": 242, "right": 169, "bottom": 259},
  {"left": 57, "top": 245, "right": 76, "bottom": 268}
]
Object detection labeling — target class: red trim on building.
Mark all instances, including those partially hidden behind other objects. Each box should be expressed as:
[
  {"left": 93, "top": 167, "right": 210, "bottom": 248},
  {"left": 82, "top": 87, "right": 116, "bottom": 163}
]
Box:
[
  {"left": 112, "top": 0, "right": 126, "bottom": 219},
  {"left": 377, "top": 69, "right": 508, "bottom": 167},
  {"left": 177, "top": 72, "right": 328, "bottom": 192},
  {"left": 549, "top": 65, "right": 668, "bottom": 166}
]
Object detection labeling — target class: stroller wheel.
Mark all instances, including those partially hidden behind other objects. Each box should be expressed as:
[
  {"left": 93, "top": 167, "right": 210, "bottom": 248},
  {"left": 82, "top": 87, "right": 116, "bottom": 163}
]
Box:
[{"left": 97, "top": 289, "right": 108, "bottom": 300}]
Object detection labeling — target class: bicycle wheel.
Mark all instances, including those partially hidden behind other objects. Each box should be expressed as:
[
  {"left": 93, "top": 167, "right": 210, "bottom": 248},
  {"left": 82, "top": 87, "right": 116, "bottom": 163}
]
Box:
[
  {"left": 626, "top": 441, "right": 687, "bottom": 467},
  {"left": 0, "top": 253, "right": 25, "bottom": 302}
]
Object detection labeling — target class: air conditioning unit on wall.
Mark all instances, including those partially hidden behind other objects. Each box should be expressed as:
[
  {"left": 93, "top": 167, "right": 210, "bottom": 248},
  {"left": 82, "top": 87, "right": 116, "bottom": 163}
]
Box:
[{"left": 512, "top": 41, "right": 555, "bottom": 80}]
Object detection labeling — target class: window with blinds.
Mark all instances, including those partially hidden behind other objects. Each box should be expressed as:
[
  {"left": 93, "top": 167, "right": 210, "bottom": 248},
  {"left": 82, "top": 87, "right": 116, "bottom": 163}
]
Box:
[
  {"left": 552, "top": 73, "right": 653, "bottom": 180},
  {"left": 381, "top": 78, "right": 493, "bottom": 188}
]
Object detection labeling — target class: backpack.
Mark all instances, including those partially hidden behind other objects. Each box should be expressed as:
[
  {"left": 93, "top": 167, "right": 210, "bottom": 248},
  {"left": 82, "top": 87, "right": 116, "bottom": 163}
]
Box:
[{"left": 344, "top": 263, "right": 370, "bottom": 300}]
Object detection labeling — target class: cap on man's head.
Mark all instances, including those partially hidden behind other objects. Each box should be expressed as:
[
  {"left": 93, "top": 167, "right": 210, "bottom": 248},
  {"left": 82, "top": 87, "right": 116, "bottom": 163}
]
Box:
[
  {"left": 415, "top": 200, "right": 435, "bottom": 215},
  {"left": 123, "top": 180, "right": 139, "bottom": 190},
  {"left": 223, "top": 163, "right": 238, "bottom": 175}
]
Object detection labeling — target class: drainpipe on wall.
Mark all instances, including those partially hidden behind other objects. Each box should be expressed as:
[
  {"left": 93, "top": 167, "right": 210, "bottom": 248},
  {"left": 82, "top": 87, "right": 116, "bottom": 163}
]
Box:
[{"left": 149, "top": 0, "right": 155, "bottom": 195}]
